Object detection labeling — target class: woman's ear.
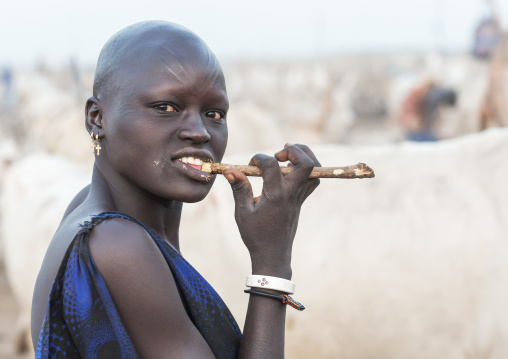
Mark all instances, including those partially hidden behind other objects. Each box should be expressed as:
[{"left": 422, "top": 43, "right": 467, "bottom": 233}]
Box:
[{"left": 85, "top": 96, "right": 103, "bottom": 134}]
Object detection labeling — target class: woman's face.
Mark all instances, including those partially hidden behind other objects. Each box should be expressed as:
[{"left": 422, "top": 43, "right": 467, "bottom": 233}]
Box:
[{"left": 99, "top": 47, "right": 229, "bottom": 203}]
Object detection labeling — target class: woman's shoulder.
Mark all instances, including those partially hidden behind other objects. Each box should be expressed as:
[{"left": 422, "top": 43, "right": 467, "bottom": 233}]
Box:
[{"left": 87, "top": 213, "right": 160, "bottom": 269}]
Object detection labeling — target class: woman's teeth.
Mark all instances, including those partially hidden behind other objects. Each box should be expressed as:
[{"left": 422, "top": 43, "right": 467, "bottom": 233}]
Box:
[
  {"left": 181, "top": 157, "right": 203, "bottom": 165},
  {"left": 180, "top": 157, "right": 204, "bottom": 170}
]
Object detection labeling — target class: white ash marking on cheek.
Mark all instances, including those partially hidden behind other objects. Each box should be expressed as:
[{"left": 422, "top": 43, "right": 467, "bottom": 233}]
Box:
[
  {"left": 201, "top": 174, "right": 211, "bottom": 182},
  {"left": 154, "top": 157, "right": 170, "bottom": 168}
]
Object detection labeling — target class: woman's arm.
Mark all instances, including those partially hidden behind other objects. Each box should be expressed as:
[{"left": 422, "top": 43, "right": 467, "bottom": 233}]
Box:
[
  {"left": 224, "top": 144, "right": 321, "bottom": 359},
  {"left": 89, "top": 219, "right": 217, "bottom": 359}
]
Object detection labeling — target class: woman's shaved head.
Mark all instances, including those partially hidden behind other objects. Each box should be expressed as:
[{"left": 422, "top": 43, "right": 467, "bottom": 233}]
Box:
[{"left": 93, "top": 20, "right": 223, "bottom": 102}]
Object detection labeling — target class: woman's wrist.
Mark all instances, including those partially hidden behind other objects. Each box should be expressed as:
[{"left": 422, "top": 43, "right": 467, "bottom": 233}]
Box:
[
  {"left": 248, "top": 239, "right": 293, "bottom": 279},
  {"left": 251, "top": 259, "right": 292, "bottom": 280}
]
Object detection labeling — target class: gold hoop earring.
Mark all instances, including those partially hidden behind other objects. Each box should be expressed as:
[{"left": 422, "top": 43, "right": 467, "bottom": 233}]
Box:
[
  {"left": 95, "top": 134, "right": 102, "bottom": 156},
  {"left": 90, "top": 132, "right": 96, "bottom": 153}
]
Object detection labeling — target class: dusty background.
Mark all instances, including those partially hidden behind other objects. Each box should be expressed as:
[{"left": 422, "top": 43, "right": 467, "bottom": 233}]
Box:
[{"left": 0, "top": 49, "right": 506, "bottom": 357}]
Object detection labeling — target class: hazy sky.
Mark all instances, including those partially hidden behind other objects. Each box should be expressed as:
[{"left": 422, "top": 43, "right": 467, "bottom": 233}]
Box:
[{"left": 0, "top": 0, "right": 505, "bottom": 66}]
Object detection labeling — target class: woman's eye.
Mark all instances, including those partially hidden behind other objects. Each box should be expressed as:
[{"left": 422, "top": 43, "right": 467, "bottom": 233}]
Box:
[
  {"left": 206, "top": 111, "right": 224, "bottom": 120},
  {"left": 156, "top": 104, "right": 177, "bottom": 112}
]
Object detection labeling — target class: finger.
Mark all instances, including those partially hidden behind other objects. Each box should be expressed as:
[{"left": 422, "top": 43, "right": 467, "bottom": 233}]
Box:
[
  {"left": 284, "top": 143, "right": 321, "bottom": 167},
  {"left": 223, "top": 168, "right": 254, "bottom": 208},
  {"left": 285, "top": 144, "right": 296, "bottom": 168},
  {"left": 248, "top": 154, "right": 284, "bottom": 189},
  {"left": 274, "top": 145, "right": 314, "bottom": 183}
]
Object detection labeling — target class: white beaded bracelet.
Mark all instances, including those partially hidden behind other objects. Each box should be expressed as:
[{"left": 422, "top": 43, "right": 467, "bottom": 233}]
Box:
[{"left": 245, "top": 275, "right": 295, "bottom": 294}]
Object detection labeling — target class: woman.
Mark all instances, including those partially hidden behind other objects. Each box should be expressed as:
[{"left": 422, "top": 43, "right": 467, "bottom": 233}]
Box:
[{"left": 31, "top": 20, "right": 320, "bottom": 358}]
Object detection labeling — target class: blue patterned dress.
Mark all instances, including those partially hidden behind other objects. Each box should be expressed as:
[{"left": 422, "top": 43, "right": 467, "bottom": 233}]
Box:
[{"left": 36, "top": 212, "right": 242, "bottom": 358}]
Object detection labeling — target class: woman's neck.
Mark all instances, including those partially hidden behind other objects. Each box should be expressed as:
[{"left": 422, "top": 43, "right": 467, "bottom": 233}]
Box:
[{"left": 87, "top": 164, "right": 183, "bottom": 251}]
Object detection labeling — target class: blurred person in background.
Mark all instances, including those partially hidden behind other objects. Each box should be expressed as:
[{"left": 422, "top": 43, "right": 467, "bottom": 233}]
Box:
[
  {"left": 472, "top": 17, "right": 501, "bottom": 60},
  {"left": 399, "top": 80, "right": 457, "bottom": 142}
]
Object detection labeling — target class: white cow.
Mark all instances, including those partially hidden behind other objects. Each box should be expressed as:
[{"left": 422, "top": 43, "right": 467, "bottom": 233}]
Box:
[
  {"left": 2, "top": 128, "right": 508, "bottom": 358},
  {"left": 0, "top": 153, "right": 90, "bottom": 353},
  {"left": 180, "top": 128, "right": 508, "bottom": 359},
  {"left": 0, "top": 138, "right": 18, "bottom": 266}
]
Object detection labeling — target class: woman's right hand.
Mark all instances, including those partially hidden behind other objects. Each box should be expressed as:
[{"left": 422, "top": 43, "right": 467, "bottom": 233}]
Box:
[{"left": 223, "top": 144, "right": 321, "bottom": 279}]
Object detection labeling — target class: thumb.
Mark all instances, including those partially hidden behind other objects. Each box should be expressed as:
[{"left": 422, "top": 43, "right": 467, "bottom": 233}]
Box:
[{"left": 223, "top": 169, "right": 254, "bottom": 207}]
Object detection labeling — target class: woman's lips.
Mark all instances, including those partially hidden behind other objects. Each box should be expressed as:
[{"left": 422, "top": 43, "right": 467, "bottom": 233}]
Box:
[{"left": 174, "top": 160, "right": 214, "bottom": 182}]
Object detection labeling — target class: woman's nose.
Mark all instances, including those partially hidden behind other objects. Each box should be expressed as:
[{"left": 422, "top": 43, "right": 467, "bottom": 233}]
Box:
[{"left": 178, "top": 113, "right": 211, "bottom": 144}]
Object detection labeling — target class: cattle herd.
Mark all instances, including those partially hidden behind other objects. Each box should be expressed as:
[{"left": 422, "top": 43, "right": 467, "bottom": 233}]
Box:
[{"left": 0, "top": 55, "right": 507, "bottom": 358}]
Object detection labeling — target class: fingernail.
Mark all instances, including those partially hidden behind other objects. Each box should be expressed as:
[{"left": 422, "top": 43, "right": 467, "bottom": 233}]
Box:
[
  {"left": 224, "top": 173, "right": 235, "bottom": 183},
  {"left": 284, "top": 142, "right": 294, "bottom": 148}
]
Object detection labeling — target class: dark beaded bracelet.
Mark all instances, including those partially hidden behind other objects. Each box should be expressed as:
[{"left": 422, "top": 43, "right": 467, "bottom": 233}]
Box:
[{"left": 244, "top": 289, "right": 305, "bottom": 311}]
